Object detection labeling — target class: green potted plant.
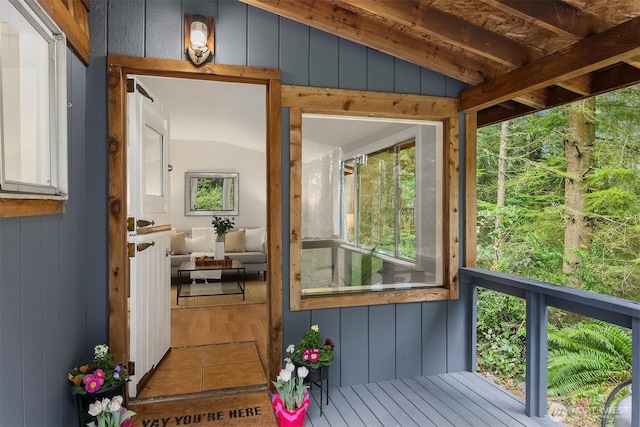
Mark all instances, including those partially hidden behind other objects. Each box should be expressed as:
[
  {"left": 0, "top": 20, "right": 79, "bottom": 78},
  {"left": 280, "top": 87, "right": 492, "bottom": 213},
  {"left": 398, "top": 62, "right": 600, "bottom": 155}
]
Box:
[
  {"left": 68, "top": 344, "right": 130, "bottom": 425},
  {"left": 286, "top": 324, "right": 334, "bottom": 386},
  {"left": 86, "top": 395, "right": 136, "bottom": 427},
  {"left": 211, "top": 216, "right": 235, "bottom": 239},
  {"left": 271, "top": 363, "right": 310, "bottom": 427},
  {"left": 211, "top": 216, "right": 235, "bottom": 260}
]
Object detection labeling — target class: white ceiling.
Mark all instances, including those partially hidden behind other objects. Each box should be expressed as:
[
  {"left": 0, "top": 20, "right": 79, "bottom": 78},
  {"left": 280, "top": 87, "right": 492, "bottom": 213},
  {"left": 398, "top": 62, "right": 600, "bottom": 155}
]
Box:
[
  {"left": 137, "top": 76, "right": 267, "bottom": 152},
  {"left": 136, "top": 76, "right": 429, "bottom": 154}
]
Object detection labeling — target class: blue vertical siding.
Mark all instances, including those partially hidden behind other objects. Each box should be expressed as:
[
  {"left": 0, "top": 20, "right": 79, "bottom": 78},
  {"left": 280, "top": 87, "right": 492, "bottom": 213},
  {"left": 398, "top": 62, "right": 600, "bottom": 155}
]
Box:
[
  {"left": 340, "top": 307, "right": 370, "bottom": 386},
  {"left": 217, "top": 0, "right": 247, "bottom": 65},
  {"left": 146, "top": 1, "right": 183, "bottom": 60},
  {"left": 369, "top": 305, "right": 397, "bottom": 382},
  {"left": 367, "top": 49, "right": 395, "bottom": 92},
  {"left": 309, "top": 29, "right": 340, "bottom": 88},
  {"left": 280, "top": 18, "right": 310, "bottom": 85},
  {"left": 339, "top": 39, "right": 367, "bottom": 90},
  {"left": 247, "top": 7, "right": 279, "bottom": 68},
  {"left": 107, "top": 1, "right": 145, "bottom": 57},
  {"left": 0, "top": 51, "right": 91, "bottom": 426},
  {"left": 395, "top": 59, "right": 422, "bottom": 95},
  {"left": 396, "top": 303, "right": 423, "bottom": 379}
]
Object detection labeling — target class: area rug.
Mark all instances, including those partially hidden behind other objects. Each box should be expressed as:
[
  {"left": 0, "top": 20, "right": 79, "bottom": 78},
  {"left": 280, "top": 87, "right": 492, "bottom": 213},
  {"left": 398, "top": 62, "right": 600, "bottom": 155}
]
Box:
[
  {"left": 129, "top": 392, "right": 276, "bottom": 427},
  {"left": 171, "top": 279, "right": 266, "bottom": 309}
]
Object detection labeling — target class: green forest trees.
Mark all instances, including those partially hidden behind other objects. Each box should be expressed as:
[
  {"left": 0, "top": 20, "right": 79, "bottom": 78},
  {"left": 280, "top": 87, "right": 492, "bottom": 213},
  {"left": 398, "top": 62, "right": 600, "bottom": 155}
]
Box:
[
  {"left": 476, "top": 85, "right": 640, "bottom": 406},
  {"left": 477, "top": 85, "right": 640, "bottom": 298}
]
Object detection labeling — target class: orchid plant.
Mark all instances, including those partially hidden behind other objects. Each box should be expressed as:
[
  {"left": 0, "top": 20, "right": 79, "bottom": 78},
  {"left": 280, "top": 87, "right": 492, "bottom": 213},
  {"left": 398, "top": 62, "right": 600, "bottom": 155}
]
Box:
[
  {"left": 87, "top": 395, "right": 135, "bottom": 427},
  {"left": 272, "top": 362, "right": 309, "bottom": 411}
]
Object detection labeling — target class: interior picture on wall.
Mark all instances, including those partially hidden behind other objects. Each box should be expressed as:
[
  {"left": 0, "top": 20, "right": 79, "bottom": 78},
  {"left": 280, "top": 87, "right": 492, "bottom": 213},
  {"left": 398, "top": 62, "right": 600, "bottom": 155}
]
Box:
[{"left": 185, "top": 171, "right": 239, "bottom": 216}]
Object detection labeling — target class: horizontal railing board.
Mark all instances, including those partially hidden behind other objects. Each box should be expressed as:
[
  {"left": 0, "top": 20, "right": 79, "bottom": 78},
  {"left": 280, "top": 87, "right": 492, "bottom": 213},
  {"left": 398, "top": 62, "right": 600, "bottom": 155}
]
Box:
[{"left": 462, "top": 267, "right": 640, "bottom": 325}]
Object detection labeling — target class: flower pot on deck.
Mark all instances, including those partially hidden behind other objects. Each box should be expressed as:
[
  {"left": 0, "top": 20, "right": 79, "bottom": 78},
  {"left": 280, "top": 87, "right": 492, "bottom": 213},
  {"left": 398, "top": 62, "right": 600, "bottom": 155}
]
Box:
[{"left": 271, "top": 390, "right": 310, "bottom": 427}]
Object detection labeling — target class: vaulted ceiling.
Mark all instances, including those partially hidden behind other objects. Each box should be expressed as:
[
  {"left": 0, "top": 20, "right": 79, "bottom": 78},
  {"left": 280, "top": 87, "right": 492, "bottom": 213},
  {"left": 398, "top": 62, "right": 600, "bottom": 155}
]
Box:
[{"left": 240, "top": 0, "right": 640, "bottom": 127}]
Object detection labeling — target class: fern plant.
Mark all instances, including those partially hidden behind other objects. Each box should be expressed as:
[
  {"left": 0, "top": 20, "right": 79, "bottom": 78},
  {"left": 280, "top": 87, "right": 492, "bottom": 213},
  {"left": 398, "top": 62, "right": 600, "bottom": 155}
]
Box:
[{"left": 547, "top": 321, "right": 631, "bottom": 397}]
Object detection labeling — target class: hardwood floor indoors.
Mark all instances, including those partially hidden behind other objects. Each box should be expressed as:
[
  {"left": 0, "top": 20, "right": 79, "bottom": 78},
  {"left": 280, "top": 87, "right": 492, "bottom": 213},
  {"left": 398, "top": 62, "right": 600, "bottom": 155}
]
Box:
[{"left": 133, "top": 274, "right": 268, "bottom": 402}]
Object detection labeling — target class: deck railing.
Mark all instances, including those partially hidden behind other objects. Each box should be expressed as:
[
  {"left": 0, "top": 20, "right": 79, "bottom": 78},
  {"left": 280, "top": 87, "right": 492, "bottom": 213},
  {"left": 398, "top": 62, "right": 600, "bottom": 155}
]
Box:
[{"left": 460, "top": 267, "right": 640, "bottom": 425}]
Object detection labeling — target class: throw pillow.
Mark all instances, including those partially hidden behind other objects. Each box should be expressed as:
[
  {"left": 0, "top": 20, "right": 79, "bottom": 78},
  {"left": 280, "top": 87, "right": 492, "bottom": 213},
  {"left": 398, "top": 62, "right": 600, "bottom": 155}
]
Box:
[
  {"left": 225, "top": 229, "right": 246, "bottom": 253},
  {"left": 192, "top": 226, "right": 217, "bottom": 239},
  {"left": 185, "top": 234, "right": 214, "bottom": 253},
  {"left": 245, "top": 227, "right": 266, "bottom": 252},
  {"left": 171, "top": 231, "right": 187, "bottom": 254}
]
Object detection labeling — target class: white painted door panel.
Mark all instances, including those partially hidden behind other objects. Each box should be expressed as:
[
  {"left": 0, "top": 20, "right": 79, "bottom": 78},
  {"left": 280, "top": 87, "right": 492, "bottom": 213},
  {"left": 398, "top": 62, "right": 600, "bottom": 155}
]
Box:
[{"left": 127, "top": 78, "right": 171, "bottom": 398}]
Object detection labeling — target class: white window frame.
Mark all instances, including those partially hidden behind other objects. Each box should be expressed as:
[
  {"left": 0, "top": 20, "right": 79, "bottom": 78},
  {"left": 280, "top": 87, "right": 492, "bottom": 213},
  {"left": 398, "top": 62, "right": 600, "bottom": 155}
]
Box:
[{"left": 0, "top": 0, "right": 68, "bottom": 199}]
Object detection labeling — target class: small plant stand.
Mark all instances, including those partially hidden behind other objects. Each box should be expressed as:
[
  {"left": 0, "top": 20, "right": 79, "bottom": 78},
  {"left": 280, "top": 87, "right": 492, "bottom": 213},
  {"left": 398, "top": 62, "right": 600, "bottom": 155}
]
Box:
[{"left": 304, "top": 365, "right": 329, "bottom": 416}]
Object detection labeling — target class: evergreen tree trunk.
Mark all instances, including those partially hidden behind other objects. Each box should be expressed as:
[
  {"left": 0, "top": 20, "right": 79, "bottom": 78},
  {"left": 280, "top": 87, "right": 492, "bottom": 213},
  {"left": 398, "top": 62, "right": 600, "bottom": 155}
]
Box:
[
  {"left": 494, "top": 120, "right": 509, "bottom": 268},
  {"left": 563, "top": 98, "right": 595, "bottom": 286}
]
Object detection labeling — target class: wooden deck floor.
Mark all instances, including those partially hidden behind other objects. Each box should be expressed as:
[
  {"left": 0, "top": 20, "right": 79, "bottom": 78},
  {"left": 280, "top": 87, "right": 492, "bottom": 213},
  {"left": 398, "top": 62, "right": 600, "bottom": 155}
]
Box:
[{"left": 304, "top": 371, "right": 564, "bottom": 427}]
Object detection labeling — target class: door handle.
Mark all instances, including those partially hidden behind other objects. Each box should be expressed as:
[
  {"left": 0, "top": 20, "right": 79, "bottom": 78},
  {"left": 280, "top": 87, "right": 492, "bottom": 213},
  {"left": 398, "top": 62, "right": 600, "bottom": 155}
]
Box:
[
  {"left": 137, "top": 219, "right": 155, "bottom": 228},
  {"left": 137, "top": 242, "right": 155, "bottom": 252}
]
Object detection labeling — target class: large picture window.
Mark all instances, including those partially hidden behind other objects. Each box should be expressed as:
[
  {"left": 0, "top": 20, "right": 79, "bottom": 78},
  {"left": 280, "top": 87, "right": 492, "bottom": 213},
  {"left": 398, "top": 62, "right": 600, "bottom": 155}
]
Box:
[
  {"left": 301, "top": 116, "right": 443, "bottom": 296},
  {"left": 285, "top": 86, "right": 460, "bottom": 310},
  {"left": 0, "top": 0, "right": 67, "bottom": 198}
]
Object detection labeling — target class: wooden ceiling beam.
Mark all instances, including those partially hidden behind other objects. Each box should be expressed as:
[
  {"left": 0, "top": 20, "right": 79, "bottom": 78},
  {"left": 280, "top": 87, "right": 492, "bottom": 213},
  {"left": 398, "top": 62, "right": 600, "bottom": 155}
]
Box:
[
  {"left": 478, "top": 64, "right": 640, "bottom": 126},
  {"left": 478, "top": 86, "right": 581, "bottom": 126},
  {"left": 556, "top": 74, "right": 592, "bottom": 96},
  {"left": 483, "top": 0, "right": 604, "bottom": 39},
  {"left": 241, "top": 0, "right": 494, "bottom": 85},
  {"left": 590, "top": 63, "right": 640, "bottom": 95},
  {"left": 514, "top": 89, "right": 547, "bottom": 109},
  {"left": 461, "top": 16, "right": 640, "bottom": 112},
  {"left": 335, "top": 0, "right": 531, "bottom": 67}
]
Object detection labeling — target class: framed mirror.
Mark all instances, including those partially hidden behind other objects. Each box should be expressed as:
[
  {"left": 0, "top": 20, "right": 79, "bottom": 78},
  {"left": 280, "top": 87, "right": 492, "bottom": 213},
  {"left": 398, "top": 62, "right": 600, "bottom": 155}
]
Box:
[{"left": 185, "top": 172, "right": 239, "bottom": 216}]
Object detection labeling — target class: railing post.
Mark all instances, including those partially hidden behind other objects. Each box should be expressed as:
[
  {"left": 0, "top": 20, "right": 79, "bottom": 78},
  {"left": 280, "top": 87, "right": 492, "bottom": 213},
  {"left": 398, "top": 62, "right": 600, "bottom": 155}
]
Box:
[
  {"left": 632, "top": 317, "right": 640, "bottom": 426},
  {"left": 526, "top": 291, "right": 547, "bottom": 417},
  {"left": 470, "top": 280, "right": 477, "bottom": 373}
]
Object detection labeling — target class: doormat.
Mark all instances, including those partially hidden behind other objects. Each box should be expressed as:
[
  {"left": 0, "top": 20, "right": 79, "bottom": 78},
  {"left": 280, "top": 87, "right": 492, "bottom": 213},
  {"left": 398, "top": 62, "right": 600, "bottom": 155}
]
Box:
[{"left": 129, "top": 392, "right": 277, "bottom": 427}]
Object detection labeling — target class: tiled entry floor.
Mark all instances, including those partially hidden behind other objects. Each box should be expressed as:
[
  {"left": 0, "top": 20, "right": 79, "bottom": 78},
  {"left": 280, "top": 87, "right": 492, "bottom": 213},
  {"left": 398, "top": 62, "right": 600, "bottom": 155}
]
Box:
[{"left": 136, "top": 341, "right": 267, "bottom": 399}]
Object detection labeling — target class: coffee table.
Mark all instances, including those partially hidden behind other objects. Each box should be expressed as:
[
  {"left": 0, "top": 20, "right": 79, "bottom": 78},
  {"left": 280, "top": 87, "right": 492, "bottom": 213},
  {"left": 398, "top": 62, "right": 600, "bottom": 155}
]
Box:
[{"left": 176, "top": 260, "right": 245, "bottom": 305}]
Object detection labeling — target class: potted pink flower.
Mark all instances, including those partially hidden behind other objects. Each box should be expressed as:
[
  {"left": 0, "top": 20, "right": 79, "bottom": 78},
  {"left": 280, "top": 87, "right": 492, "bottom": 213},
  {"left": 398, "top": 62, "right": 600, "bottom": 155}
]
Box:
[
  {"left": 271, "top": 362, "right": 310, "bottom": 427},
  {"left": 69, "top": 344, "right": 129, "bottom": 396},
  {"left": 69, "top": 344, "right": 130, "bottom": 425},
  {"left": 288, "top": 324, "right": 334, "bottom": 369}
]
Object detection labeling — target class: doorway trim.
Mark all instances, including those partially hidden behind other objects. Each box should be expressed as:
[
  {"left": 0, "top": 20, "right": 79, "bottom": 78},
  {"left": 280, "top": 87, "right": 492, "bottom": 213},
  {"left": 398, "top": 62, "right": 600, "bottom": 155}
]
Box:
[{"left": 106, "top": 55, "right": 283, "bottom": 385}]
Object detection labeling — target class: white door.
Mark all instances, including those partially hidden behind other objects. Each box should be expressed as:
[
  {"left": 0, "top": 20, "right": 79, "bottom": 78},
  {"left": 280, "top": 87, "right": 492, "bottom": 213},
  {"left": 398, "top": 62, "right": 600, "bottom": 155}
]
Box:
[{"left": 127, "top": 77, "right": 171, "bottom": 398}]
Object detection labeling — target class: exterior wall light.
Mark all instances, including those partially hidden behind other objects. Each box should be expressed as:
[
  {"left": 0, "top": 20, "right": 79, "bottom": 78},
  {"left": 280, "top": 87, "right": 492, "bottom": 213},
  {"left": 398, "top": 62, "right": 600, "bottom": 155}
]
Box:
[{"left": 184, "top": 14, "right": 214, "bottom": 66}]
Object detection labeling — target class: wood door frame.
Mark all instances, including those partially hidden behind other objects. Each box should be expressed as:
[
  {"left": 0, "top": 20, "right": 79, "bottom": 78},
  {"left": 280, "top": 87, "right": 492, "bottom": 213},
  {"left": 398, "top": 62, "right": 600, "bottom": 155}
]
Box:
[{"left": 107, "top": 55, "right": 283, "bottom": 386}]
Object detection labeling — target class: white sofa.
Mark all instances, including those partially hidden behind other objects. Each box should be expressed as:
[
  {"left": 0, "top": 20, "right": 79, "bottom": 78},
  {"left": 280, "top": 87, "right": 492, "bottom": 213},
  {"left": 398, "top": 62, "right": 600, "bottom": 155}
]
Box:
[{"left": 170, "top": 226, "right": 267, "bottom": 282}]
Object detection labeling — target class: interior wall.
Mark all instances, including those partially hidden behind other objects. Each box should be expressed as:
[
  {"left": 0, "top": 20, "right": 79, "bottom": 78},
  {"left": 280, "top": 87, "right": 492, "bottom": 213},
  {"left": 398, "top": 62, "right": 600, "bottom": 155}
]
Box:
[
  {"left": 169, "top": 139, "right": 267, "bottom": 232},
  {"left": 89, "top": 0, "right": 472, "bottom": 393}
]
